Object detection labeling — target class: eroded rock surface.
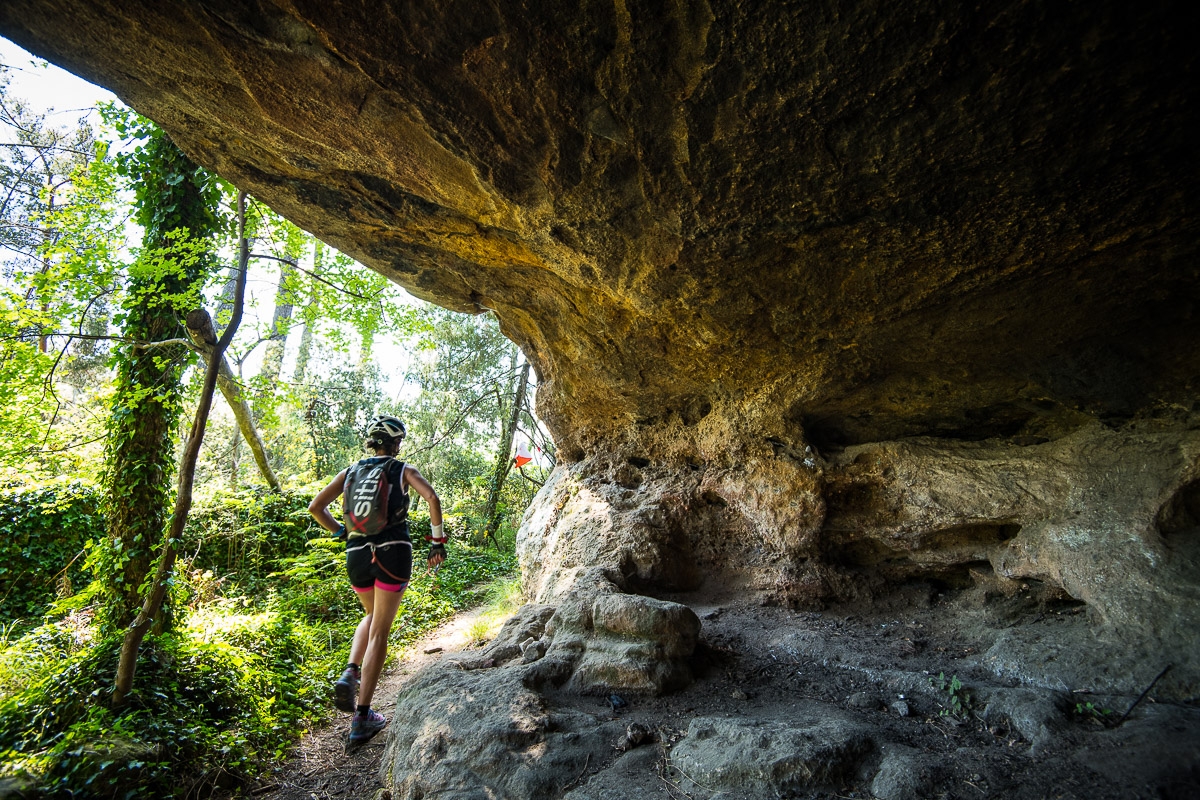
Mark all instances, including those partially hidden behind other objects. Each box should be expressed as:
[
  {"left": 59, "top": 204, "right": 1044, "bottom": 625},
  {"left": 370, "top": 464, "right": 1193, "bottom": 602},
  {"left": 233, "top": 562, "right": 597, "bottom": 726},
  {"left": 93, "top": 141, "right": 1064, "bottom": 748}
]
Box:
[
  {"left": 517, "top": 420, "right": 1200, "bottom": 696},
  {"left": 2, "top": 3, "right": 1198, "bottom": 794},
  {"left": 375, "top": 597, "right": 1200, "bottom": 800},
  {"left": 669, "top": 713, "right": 874, "bottom": 795},
  {"left": 0, "top": 2, "right": 1195, "bottom": 452}
]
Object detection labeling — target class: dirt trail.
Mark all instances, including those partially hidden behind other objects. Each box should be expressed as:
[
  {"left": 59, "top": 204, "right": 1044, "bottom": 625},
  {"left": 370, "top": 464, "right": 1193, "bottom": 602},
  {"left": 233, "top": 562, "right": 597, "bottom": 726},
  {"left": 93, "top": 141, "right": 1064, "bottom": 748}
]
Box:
[{"left": 245, "top": 608, "right": 489, "bottom": 800}]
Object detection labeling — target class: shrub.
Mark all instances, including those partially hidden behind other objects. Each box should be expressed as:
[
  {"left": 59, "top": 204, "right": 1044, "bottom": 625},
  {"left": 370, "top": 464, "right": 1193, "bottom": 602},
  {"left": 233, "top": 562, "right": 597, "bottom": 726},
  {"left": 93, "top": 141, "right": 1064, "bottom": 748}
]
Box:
[
  {"left": 0, "top": 632, "right": 285, "bottom": 797},
  {"left": 181, "top": 487, "right": 317, "bottom": 593},
  {"left": 0, "top": 489, "right": 518, "bottom": 797},
  {"left": 0, "top": 479, "right": 103, "bottom": 632}
]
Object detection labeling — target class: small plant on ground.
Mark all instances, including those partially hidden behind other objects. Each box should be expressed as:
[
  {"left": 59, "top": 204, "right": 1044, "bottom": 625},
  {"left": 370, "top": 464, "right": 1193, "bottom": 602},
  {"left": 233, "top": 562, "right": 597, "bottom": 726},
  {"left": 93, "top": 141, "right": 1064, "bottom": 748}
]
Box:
[
  {"left": 1073, "top": 701, "right": 1114, "bottom": 726},
  {"left": 464, "top": 575, "right": 524, "bottom": 647},
  {"left": 930, "top": 672, "right": 972, "bottom": 718}
]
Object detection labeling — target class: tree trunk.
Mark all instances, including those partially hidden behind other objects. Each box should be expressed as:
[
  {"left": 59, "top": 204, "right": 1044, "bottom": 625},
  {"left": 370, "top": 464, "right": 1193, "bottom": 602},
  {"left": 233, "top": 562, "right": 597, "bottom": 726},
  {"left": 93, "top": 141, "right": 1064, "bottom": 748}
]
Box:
[
  {"left": 482, "top": 353, "right": 530, "bottom": 546},
  {"left": 101, "top": 134, "right": 219, "bottom": 631},
  {"left": 292, "top": 239, "right": 323, "bottom": 384},
  {"left": 259, "top": 258, "right": 296, "bottom": 385},
  {"left": 112, "top": 191, "right": 249, "bottom": 706},
  {"left": 185, "top": 318, "right": 282, "bottom": 492},
  {"left": 228, "top": 427, "right": 240, "bottom": 489}
]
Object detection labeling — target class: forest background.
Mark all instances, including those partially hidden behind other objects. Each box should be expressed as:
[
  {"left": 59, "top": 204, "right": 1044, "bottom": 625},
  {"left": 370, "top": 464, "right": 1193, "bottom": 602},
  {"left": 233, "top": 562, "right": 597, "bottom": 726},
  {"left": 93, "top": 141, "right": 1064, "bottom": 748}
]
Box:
[{"left": 0, "top": 42, "right": 549, "bottom": 797}]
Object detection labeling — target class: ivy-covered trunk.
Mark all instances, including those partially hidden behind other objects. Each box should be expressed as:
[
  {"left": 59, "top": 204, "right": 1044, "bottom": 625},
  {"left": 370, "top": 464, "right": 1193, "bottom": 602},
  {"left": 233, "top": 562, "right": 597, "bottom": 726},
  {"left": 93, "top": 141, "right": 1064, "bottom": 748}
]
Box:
[{"left": 99, "top": 125, "right": 220, "bottom": 632}]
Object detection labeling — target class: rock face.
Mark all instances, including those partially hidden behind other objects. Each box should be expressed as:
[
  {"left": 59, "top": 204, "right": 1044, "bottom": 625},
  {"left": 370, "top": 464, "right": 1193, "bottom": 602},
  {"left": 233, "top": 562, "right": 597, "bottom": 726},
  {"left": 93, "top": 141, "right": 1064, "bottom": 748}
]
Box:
[
  {"left": 1, "top": 2, "right": 1195, "bottom": 449},
  {"left": 3, "top": 0, "right": 1198, "bottom": 709}
]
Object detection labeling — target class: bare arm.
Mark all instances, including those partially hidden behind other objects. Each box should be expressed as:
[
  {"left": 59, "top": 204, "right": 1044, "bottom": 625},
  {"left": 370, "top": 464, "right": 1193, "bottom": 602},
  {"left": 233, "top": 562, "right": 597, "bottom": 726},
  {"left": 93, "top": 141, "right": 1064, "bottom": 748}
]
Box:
[
  {"left": 308, "top": 469, "right": 348, "bottom": 533},
  {"left": 404, "top": 466, "right": 446, "bottom": 567},
  {"left": 404, "top": 466, "right": 443, "bottom": 528}
]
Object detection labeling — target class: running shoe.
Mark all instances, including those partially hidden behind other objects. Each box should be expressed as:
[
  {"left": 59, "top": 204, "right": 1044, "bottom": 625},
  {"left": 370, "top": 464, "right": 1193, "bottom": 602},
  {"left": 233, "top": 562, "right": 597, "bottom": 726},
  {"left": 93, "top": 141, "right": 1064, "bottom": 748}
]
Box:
[
  {"left": 333, "top": 666, "right": 359, "bottom": 713},
  {"left": 349, "top": 709, "right": 387, "bottom": 743}
]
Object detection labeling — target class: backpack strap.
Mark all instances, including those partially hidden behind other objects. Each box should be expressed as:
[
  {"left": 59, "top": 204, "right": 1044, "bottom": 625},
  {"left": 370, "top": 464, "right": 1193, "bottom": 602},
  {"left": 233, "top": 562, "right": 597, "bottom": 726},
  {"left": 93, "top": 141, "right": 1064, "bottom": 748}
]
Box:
[{"left": 386, "top": 459, "right": 410, "bottom": 521}]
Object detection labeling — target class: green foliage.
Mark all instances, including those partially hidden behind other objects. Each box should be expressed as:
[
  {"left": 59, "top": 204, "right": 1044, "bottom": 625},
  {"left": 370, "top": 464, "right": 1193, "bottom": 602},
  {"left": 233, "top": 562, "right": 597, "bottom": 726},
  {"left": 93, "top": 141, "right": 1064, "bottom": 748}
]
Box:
[
  {"left": 0, "top": 485, "right": 516, "bottom": 797},
  {"left": 1073, "top": 701, "right": 1114, "bottom": 726},
  {"left": 97, "top": 111, "right": 226, "bottom": 632},
  {"left": 101, "top": 105, "right": 227, "bottom": 244},
  {"left": 391, "top": 543, "right": 517, "bottom": 651},
  {"left": 269, "top": 538, "right": 360, "bottom": 623},
  {"left": 0, "top": 478, "right": 103, "bottom": 632},
  {"left": 0, "top": 629, "right": 311, "bottom": 798},
  {"left": 0, "top": 73, "right": 121, "bottom": 469},
  {"left": 391, "top": 306, "right": 548, "bottom": 538},
  {"left": 0, "top": 608, "right": 95, "bottom": 700},
  {"left": 0, "top": 341, "right": 57, "bottom": 464},
  {"left": 0, "top": 75, "right": 544, "bottom": 796},
  {"left": 929, "top": 672, "right": 972, "bottom": 718},
  {"left": 180, "top": 486, "right": 316, "bottom": 593},
  {"left": 295, "top": 362, "right": 385, "bottom": 479},
  {"left": 465, "top": 575, "right": 524, "bottom": 646}
]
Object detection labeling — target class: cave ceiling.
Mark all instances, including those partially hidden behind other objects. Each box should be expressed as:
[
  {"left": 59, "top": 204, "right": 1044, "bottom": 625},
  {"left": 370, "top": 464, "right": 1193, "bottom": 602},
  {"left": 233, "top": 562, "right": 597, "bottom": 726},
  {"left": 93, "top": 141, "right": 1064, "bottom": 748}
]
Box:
[{"left": 2, "top": 1, "right": 1196, "bottom": 455}]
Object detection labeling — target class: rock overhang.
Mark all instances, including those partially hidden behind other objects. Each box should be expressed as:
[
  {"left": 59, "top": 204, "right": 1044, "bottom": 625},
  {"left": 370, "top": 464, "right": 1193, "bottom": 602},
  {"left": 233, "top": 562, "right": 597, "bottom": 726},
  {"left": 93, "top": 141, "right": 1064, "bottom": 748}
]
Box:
[{"left": 2, "top": 0, "right": 1196, "bottom": 457}]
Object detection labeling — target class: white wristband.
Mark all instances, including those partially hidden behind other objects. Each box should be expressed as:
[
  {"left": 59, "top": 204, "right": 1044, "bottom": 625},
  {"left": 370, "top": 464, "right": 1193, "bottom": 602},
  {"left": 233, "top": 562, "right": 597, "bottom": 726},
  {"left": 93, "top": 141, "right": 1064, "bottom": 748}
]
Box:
[{"left": 431, "top": 523, "right": 446, "bottom": 543}]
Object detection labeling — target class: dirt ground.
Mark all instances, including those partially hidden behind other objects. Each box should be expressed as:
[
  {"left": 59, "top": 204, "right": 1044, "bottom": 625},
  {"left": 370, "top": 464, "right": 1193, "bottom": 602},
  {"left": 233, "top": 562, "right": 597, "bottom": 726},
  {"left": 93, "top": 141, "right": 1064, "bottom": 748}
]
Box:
[
  {"left": 242, "top": 611, "right": 491, "bottom": 800},
  {"left": 243, "top": 584, "right": 1200, "bottom": 800}
]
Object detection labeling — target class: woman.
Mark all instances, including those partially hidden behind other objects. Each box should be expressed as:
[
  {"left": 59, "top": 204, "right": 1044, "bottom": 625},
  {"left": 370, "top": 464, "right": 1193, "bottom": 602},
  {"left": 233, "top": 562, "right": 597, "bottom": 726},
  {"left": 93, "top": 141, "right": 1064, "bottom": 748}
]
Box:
[{"left": 308, "top": 414, "right": 446, "bottom": 743}]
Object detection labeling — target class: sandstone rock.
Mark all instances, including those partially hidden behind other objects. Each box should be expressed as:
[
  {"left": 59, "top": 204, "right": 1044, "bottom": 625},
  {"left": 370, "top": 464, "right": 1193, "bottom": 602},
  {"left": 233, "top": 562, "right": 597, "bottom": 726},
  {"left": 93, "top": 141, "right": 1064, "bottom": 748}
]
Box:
[
  {"left": 560, "top": 747, "right": 660, "bottom": 800},
  {"left": 484, "top": 572, "right": 704, "bottom": 696},
  {"left": 870, "top": 744, "right": 936, "bottom": 800},
  {"left": 381, "top": 666, "right": 623, "bottom": 800},
  {"left": 822, "top": 422, "right": 1200, "bottom": 698},
  {"left": 669, "top": 713, "right": 874, "bottom": 797},
  {"left": 591, "top": 594, "right": 700, "bottom": 655},
  {"left": 2, "top": 2, "right": 1194, "bottom": 459},
  {"left": 1071, "top": 703, "right": 1200, "bottom": 796},
  {"left": 981, "top": 622, "right": 1198, "bottom": 701},
  {"left": 568, "top": 594, "right": 701, "bottom": 695},
  {"left": 451, "top": 603, "right": 555, "bottom": 670},
  {"left": 980, "top": 688, "right": 1068, "bottom": 753},
  {"left": 2, "top": 0, "right": 1198, "bottom": 731},
  {"left": 519, "top": 639, "right": 546, "bottom": 663}
]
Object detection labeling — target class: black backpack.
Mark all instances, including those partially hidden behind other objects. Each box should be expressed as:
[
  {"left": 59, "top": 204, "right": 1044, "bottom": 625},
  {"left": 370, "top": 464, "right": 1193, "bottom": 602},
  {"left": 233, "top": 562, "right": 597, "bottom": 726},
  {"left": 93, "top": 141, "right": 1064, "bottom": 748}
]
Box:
[{"left": 343, "top": 458, "right": 405, "bottom": 536}]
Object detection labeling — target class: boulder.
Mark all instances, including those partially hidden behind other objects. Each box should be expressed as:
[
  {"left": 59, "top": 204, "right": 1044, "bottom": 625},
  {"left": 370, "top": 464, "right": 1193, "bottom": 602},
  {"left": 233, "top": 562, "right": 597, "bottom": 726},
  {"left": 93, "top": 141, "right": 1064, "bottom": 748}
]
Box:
[
  {"left": 567, "top": 593, "right": 701, "bottom": 694},
  {"left": 381, "top": 666, "right": 623, "bottom": 800},
  {"left": 669, "top": 713, "right": 874, "bottom": 797}
]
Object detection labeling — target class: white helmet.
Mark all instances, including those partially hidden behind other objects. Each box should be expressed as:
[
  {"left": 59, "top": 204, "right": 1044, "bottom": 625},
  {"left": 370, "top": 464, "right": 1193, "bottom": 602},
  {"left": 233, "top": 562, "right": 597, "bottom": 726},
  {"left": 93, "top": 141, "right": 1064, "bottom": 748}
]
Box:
[{"left": 365, "top": 414, "right": 406, "bottom": 445}]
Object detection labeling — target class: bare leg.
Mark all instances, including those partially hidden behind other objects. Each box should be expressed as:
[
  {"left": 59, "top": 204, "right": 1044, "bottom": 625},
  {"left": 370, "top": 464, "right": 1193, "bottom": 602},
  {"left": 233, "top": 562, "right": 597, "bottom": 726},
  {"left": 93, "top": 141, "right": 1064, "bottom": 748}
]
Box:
[
  {"left": 358, "top": 585, "right": 405, "bottom": 709},
  {"left": 349, "top": 594, "right": 373, "bottom": 667}
]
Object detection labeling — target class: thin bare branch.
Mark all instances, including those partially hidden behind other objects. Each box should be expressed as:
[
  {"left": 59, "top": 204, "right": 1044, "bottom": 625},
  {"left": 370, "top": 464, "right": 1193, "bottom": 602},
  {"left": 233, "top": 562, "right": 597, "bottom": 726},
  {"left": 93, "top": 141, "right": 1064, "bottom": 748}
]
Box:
[{"left": 251, "top": 252, "right": 381, "bottom": 301}]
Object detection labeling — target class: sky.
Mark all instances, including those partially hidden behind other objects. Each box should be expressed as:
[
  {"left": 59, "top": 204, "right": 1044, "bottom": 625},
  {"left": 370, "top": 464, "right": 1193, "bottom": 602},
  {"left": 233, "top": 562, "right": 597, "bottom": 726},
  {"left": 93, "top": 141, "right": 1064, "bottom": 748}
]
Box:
[{"left": 0, "top": 37, "right": 116, "bottom": 120}]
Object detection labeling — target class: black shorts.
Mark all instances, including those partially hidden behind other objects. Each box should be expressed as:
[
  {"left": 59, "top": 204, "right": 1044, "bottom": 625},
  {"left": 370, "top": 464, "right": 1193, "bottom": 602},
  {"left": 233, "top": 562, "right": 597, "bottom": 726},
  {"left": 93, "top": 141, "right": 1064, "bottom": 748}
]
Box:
[{"left": 345, "top": 528, "right": 412, "bottom": 593}]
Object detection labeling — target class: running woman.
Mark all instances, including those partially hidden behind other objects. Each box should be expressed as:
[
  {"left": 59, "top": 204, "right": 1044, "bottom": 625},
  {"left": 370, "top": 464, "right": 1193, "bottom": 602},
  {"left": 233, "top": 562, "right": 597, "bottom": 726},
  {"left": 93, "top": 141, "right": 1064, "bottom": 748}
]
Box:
[{"left": 308, "top": 414, "right": 446, "bottom": 743}]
